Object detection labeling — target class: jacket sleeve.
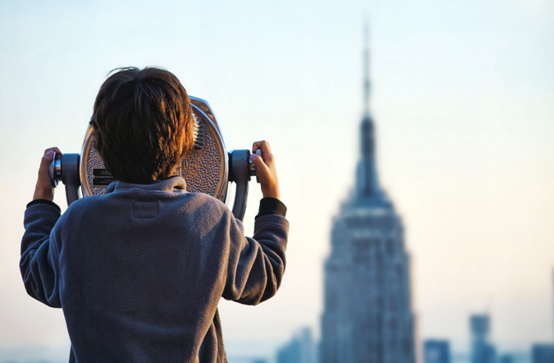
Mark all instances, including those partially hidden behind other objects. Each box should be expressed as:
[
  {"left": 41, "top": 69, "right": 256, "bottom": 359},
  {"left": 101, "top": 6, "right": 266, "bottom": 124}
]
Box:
[
  {"left": 20, "top": 202, "right": 63, "bottom": 308},
  {"left": 221, "top": 212, "right": 289, "bottom": 305}
]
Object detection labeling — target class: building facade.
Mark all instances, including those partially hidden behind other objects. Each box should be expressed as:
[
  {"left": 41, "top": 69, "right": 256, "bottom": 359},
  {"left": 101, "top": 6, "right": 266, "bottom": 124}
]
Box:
[
  {"left": 277, "top": 328, "right": 315, "bottom": 363},
  {"left": 470, "top": 315, "right": 496, "bottom": 363},
  {"left": 498, "top": 354, "right": 515, "bottom": 363},
  {"left": 319, "top": 32, "right": 415, "bottom": 363},
  {"left": 424, "top": 340, "right": 451, "bottom": 363},
  {"left": 531, "top": 344, "right": 554, "bottom": 363}
]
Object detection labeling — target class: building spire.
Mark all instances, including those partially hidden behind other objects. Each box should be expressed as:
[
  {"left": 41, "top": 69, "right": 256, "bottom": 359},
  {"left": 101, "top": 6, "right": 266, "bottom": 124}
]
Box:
[
  {"left": 363, "top": 19, "right": 370, "bottom": 117},
  {"left": 356, "top": 19, "right": 382, "bottom": 201}
]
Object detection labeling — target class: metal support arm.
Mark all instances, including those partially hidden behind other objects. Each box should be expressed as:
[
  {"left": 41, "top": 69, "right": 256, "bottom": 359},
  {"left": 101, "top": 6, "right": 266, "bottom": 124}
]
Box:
[
  {"left": 60, "top": 153, "right": 81, "bottom": 206},
  {"left": 228, "top": 150, "right": 251, "bottom": 221}
]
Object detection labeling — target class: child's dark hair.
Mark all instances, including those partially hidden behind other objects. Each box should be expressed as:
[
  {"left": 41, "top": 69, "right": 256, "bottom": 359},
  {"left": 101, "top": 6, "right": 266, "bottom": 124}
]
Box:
[{"left": 92, "top": 67, "right": 194, "bottom": 183}]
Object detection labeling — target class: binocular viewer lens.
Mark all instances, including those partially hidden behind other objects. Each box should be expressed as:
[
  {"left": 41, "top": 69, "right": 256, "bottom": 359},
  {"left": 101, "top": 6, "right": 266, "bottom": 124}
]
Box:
[
  {"left": 49, "top": 97, "right": 259, "bottom": 221},
  {"left": 49, "top": 154, "right": 62, "bottom": 188}
]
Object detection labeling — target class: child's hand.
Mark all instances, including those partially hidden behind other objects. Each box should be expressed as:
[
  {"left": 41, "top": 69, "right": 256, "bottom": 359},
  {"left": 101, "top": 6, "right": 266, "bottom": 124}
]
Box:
[
  {"left": 33, "top": 147, "right": 62, "bottom": 201},
  {"left": 250, "top": 140, "right": 280, "bottom": 200}
]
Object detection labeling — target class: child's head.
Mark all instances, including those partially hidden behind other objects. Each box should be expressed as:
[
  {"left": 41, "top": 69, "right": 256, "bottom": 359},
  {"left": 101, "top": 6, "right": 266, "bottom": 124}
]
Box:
[{"left": 92, "top": 67, "right": 194, "bottom": 183}]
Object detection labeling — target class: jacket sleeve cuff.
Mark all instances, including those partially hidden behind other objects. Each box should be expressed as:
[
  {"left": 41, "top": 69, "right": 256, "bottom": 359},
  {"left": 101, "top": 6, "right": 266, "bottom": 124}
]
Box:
[
  {"left": 256, "top": 197, "right": 287, "bottom": 219},
  {"left": 26, "top": 199, "right": 61, "bottom": 213}
]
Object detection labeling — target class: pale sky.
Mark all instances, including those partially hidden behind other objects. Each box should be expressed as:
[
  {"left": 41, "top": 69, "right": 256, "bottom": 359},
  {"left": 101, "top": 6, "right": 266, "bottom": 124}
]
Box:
[{"left": 1, "top": 0, "right": 553, "bottom": 361}]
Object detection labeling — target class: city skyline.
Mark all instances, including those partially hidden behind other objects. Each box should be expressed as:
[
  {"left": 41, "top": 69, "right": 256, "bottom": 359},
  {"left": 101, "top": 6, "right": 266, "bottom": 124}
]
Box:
[{"left": 276, "top": 29, "right": 554, "bottom": 363}]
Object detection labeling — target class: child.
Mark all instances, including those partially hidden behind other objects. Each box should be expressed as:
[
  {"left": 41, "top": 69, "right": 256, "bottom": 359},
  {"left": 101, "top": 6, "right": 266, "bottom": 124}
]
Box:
[{"left": 20, "top": 67, "right": 289, "bottom": 363}]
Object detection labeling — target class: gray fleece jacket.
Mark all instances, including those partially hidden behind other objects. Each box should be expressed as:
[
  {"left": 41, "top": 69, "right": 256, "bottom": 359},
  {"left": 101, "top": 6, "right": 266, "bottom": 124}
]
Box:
[{"left": 20, "top": 176, "right": 289, "bottom": 363}]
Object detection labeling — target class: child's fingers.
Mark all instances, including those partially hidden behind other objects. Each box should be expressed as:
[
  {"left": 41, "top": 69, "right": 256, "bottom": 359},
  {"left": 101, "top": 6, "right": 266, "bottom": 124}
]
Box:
[
  {"left": 34, "top": 149, "right": 59, "bottom": 201},
  {"left": 40, "top": 147, "right": 62, "bottom": 165},
  {"left": 250, "top": 141, "right": 280, "bottom": 199},
  {"left": 38, "top": 151, "right": 55, "bottom": 176},
  {"left": 40, "top": 147, "right": 61, "bottom": 168},
  {"left": 252, "top": 141, "right": 273, "bottom": 164},
  {"left": 252, "top": 141, "right": 270, "bottom": 158},
  {"left": 252, "top": 140, "right": 271, "bottom": 154},
  {"left": 39, "top": 147, "right": 62, "bottom": 175},
  {"left": 43, "top": 147, "right": 62, "bottom": 157},
  {"left": 250, "top": 153, "right": 270, "bottom": 179},
  {"left": 250, "top": 153, "right": 269, "bottom": 172}
]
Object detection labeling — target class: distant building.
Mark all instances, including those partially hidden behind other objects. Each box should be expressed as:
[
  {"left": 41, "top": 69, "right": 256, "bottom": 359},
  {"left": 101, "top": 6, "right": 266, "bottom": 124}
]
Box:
[
  {"left": 319, "top": 25, "right": 415, "bottom": 363},
  {"left": 424, "top": 340, "right": 450, "bottom": 363},
  {"left": 531, "top": 344, "right": 554, "bottom": 363},
  {"left": 498, "top": 354, "right": 515, "bottom": 363},
  {"left": 276, "top": 327, "right": 315, "bottom": 363},
  {"left": 470, "top": 315, "right": 496, "bottom": 363}
]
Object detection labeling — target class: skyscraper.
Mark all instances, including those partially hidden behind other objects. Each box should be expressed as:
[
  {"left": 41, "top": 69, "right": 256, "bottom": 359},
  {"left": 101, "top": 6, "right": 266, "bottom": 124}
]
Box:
[
  {"left": 498, "top": 354, "right": 515, "bottom": 363},
  {"left": 531, "top": 344, "right": 554, "bottom": 363},
  {"left": 277, "top": 328, "right": 315, "bottom": 363},
  {"left": 424, "top": 340, "right": 451, "bottom": 363},
  {"left": 528, "top": 269, "right": 554, "bottom": 363},
  {"left": 470, "top": 315, "right": 496, "bottom": 363},
  {"left": 319, "top": 25, "right": 416, "bottom": 363}
]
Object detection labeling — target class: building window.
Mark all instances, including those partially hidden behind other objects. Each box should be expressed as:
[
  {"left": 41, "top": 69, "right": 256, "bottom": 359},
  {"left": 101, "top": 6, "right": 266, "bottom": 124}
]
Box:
[{"left": 353, "top": 239, "right": 371, "bottom": 264}]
